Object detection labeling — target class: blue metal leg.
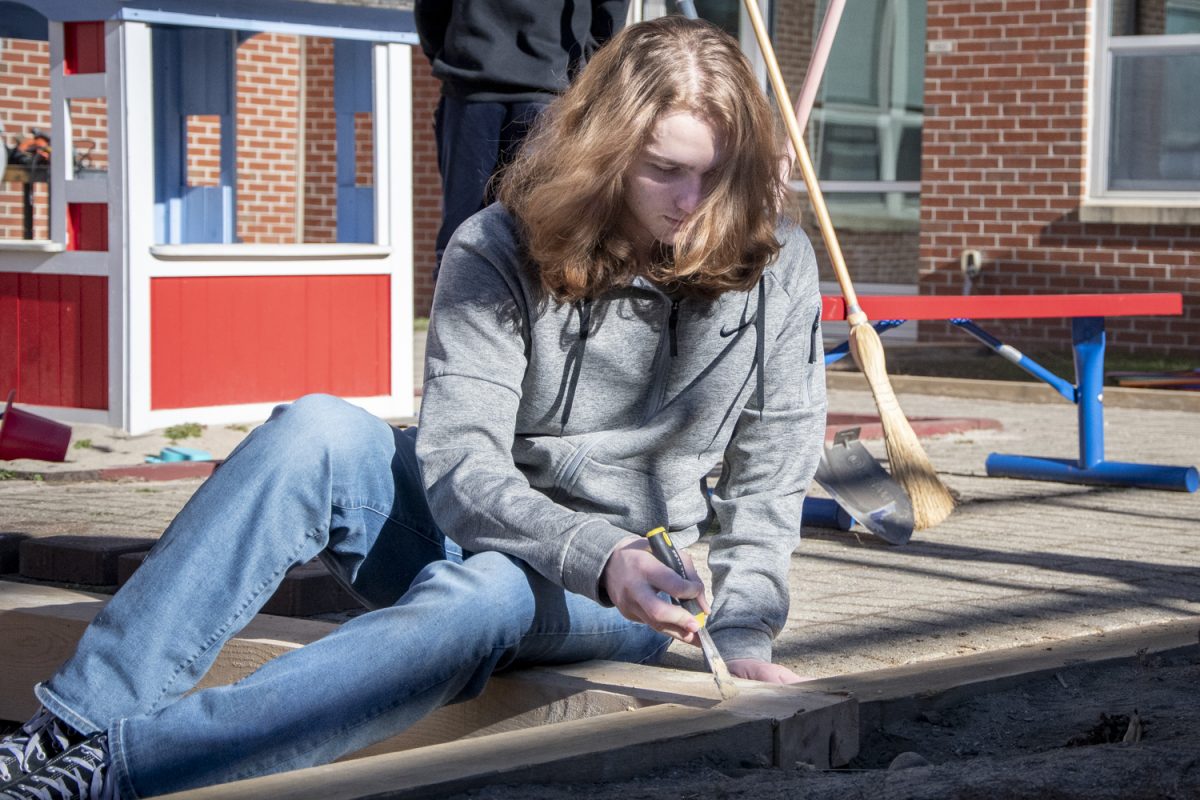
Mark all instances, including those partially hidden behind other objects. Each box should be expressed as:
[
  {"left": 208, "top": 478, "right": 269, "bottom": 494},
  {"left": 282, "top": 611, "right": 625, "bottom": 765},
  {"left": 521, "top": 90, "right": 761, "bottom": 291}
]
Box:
[
  {"left": 802, "top": 496, "right": 855, "bottom": 530},
  {"left": 984, "top": 316, "right": 1199, "bottom": 492},
  {"left": 824, "top": 320, "right": 907, "bottom": 366}
]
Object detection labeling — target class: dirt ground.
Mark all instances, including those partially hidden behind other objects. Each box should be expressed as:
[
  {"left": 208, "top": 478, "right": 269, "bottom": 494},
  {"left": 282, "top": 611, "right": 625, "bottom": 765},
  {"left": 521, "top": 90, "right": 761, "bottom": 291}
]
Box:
[{"left": 453, "top": 647, "right": 1200, "bottom": 800}]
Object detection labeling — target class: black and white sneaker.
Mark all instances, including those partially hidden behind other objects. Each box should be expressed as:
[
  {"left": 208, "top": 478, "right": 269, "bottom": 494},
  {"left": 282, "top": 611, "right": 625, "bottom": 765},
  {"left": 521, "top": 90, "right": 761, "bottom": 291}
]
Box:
[
  {"left": 0, "top": 734, "right": 116, "bottom": 800},
  {"left": 0, "top": 708, "right": 83, "bottom": 786}
]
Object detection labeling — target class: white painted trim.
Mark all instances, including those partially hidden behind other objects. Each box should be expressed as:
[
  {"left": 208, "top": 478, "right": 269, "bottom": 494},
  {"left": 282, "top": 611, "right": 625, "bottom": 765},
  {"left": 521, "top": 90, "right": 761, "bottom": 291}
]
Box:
[
  {"left": 0, "top": 242, "right": 65, "bottom": 253},
  {"left": 789, "top": 180, "right": 921, "bottom": 194},
  {"left": 134, "top": 396, "right": 414, "bottom": 436},
  {"left": 0, "top": 253, "right": 109, "bottom": 275},
  {"left": 107, "top": 18, "right": 132, "bottom": 431},
  {"left": 148, "top": 244, "right": 392, "bottom": 260},
  {"left": 1109, "top": 33, "right": 1200, "bottom": 51},
  {"left": 61, "top": 73, "right": 107, "bottom": 99},
  {"left": 385, "top": 42, "right": 415, "bottom": 420},
  {"left": 47, "top": 23, "right": 67, "bottom": 246},
  {"left": 115, "top": 9, "right": 418, "bottom": 45},
  {"left": 62, "top": 179, "right": 109, "bottom": 204},
  {"left": 141, "top": 261, "right": 396, "bottom": 278},
  {"left": 121, "top": 21, "right": 156, "bottom": 435}
]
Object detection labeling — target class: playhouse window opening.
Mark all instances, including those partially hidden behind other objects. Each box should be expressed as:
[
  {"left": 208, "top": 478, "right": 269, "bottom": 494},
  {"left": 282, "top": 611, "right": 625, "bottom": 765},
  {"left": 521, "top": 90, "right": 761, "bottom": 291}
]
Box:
[
  {"left": 152, "top": 27, "right": 378, "bottom": 245},
  {"left": 1, "top": 31, "right": 52, "bottom": 242},
  {"left": 69, "top": 96, "right": 108, "bottom": 181}
]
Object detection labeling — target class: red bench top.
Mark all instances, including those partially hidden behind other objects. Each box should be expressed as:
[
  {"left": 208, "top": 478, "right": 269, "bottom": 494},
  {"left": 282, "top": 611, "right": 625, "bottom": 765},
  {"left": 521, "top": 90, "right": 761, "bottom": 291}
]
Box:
[{"left": 820, "top": 293, "right": 1183, "bottom": 322}]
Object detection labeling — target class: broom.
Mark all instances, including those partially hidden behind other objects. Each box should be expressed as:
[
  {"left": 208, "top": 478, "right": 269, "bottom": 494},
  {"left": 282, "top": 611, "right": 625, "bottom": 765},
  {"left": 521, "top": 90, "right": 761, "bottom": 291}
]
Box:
[{"left": 741, "top": 0, "right": 955, "bottom": 529}]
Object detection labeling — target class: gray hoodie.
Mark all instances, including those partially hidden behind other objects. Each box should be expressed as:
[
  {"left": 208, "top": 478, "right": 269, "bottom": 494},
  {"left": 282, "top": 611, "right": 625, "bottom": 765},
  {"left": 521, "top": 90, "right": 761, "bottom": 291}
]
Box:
[{"left": 416, "top": 204, "right": 827, "bottom": 663}]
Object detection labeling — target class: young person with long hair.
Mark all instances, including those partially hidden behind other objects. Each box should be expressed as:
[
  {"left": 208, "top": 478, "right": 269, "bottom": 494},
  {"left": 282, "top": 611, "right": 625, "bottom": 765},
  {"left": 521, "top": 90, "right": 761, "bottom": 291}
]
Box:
[{"left": 0, "top": 16, "right": 825, "bottom": 799}]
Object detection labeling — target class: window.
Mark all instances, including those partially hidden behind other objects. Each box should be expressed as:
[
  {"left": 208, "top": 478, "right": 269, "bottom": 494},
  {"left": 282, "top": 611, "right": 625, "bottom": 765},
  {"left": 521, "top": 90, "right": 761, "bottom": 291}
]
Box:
[
  {"left": 1, "top": 3, "right": 52, "bottom": 242},
  {"left": 1091, "top": 0, "right": 1200, "bottom": 199},
  {"left": 152, "top": 27, "right": 377, "bottom": 245},
  {"left": 806, "top": 0, "right": 924, "bottom": 229}
]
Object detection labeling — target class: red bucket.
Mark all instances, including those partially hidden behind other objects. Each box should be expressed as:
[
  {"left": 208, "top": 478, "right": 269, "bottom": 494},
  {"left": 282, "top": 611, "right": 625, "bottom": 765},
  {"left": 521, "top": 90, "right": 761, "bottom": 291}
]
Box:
[{"left": 0, "top": 390, "right": 72, "bottom": 462}]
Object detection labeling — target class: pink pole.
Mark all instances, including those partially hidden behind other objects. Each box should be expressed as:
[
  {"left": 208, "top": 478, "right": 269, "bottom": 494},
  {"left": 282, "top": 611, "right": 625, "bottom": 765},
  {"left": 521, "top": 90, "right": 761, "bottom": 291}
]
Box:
[{"left": 793, "top": 0, "right": 846, "bottom": 133}]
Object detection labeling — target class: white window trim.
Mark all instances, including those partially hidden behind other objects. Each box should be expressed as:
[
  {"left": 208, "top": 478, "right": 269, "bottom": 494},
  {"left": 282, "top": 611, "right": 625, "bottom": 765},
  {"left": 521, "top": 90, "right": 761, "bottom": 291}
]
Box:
[{"left": 1085, "top": 1, "right": 1200, "bottom": 223}]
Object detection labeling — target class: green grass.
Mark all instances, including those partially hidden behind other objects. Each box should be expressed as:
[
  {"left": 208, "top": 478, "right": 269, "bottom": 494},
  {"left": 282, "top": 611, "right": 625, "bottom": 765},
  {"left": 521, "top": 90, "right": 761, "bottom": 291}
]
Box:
[
  {"left": 414, "top": 317, "right": 429, "bottom": 332},
  {"left": 73, "top": 438, "right": 93, "bottom": 450},
  {"left": 165, "top": 422, "right": 205, "bottom": 442}
]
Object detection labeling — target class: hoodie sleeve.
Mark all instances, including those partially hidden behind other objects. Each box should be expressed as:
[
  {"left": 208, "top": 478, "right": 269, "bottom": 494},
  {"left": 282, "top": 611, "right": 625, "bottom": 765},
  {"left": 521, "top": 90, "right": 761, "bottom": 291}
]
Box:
[
  {"left": 413, "top": 0, "right": 451, "bottom": 64},
  {"left": 705, "top": 228, "right": 827, "bottom": 664},
  {"left": 589, "top": 1, "right": 629, "bottom": 48},
  {"left": 415, "top": 212, "right": 633, "bottom": 602}
]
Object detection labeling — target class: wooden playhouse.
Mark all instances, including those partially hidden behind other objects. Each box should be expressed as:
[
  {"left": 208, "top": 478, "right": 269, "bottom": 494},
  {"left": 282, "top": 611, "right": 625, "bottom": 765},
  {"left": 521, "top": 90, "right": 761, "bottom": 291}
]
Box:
[{"left": 0, "top": 0, "right": 417, "bottom": 434}]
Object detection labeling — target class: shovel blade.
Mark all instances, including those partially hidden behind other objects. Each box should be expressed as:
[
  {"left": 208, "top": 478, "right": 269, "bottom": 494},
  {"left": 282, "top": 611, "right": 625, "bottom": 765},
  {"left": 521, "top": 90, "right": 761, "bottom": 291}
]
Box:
[{"left": 814, "top": 429, "right": 914, "bottom": 545}]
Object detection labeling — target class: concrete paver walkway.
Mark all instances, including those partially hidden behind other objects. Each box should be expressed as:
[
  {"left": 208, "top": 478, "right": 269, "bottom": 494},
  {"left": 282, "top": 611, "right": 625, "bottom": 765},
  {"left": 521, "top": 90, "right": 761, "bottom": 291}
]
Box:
[{"left": 2, "top": 376, "right": 1196, "bottom": 680}]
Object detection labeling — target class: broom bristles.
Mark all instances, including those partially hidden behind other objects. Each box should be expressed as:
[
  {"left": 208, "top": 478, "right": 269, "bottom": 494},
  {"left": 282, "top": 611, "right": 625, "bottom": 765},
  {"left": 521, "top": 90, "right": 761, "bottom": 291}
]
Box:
[{"left": 849, "top": 321, "right": 956, "bottom": 529}]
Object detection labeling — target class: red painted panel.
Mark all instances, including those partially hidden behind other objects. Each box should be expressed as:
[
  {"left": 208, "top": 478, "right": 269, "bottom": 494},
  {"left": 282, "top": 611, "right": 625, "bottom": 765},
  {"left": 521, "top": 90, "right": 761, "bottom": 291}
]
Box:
[
  {"left": 64, "top": 22, "right": 106, "bottom": 75},
  {"left": 80, "top": 277, "right": 108, "bottom": 409},
  {"left": 821, "top": 293, "right": 1184, "bottom": 322},
  {"left": 58, "top": 276, "right": 82, "bottom": 407},
  {"left": 150, "top": 275, "right": 391, "bottom": 409},
  {"left": 0, "top": 273, "right": 107, "bottom": 409},
  {"left": 68, "top": 203, "right": 109, "bottom": 252},
  {"left": 0, "top": 274, "right": 19, "bottom": 395}
]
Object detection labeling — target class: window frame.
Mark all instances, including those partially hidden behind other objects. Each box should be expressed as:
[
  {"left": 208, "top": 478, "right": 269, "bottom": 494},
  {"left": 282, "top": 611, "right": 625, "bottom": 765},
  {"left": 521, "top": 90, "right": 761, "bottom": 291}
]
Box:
[{"left": 1087, "top": 0, "right": 1200, "bottom": 213}]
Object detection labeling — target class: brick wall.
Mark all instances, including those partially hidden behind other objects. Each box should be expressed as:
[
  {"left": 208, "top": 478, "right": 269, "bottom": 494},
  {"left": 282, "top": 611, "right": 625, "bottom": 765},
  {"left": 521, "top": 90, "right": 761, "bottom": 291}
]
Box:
[
  {"left": 920, "top": 0, "right": 1199, "bottom": 357},
  {"left": 303, "top": 38, "right": 338, "bottom": 243},
  {"left": 1, "top": 37, "right": 51, "bottom": 241},
  {"left": 1, "top": 37, "right": 108, "bottom": 242},
  {"left": 235, "top": 33, "right": 301, "bottom": 244},
  {"left": 411, "top": 49, "right": 442, "bottom": 318}
]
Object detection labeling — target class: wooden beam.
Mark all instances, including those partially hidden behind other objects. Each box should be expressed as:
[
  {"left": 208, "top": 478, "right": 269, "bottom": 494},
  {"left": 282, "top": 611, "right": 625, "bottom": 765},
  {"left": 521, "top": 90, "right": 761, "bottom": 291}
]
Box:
[
  {"left": 0, "top": 580, "right": 857, "bottom": 796},
  {"left": 160, "top": 689, "right": 856, "bottom": 800},
  {"left": 0, "top": 582, "right": 337, "bottom": 721}
]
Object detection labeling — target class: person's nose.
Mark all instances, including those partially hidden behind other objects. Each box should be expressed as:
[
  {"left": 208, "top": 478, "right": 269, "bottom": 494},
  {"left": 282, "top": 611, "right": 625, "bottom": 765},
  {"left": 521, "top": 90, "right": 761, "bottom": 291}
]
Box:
[{"left": 675, "top": 175, "right": 703, "bottom": 215}]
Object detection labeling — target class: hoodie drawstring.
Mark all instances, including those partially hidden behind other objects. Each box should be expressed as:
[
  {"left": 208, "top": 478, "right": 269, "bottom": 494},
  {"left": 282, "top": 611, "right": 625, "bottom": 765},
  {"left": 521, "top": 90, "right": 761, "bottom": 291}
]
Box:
[
  {"left": 560, "top": 299, "right": 592, "bottom": 427},
  {"left": 755, "top": 279, "right": 765, "bottom": 418}
]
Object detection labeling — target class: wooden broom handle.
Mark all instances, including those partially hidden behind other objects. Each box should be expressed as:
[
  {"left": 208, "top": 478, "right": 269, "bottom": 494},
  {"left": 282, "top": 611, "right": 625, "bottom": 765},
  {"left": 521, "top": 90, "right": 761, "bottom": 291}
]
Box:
[{"left": 741, "top": 0, "right": 863, "bottom": 316}]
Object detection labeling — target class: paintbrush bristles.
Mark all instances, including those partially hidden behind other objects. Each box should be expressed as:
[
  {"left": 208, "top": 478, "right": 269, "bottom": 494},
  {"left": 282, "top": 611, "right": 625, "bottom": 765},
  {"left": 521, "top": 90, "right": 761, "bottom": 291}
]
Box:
[{"left": 849, "top": 321, "right": 956, "bottom": 529}]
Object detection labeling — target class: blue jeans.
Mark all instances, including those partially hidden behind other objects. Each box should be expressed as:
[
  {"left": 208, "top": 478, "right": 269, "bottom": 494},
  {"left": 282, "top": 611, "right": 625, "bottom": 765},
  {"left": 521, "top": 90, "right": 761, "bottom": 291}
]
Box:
[
  {"left": 433, "top": 95, "right": 547, "bottom": 280},
  {"left": 35, "top": 395, "right": 667, "bottom": 798}
]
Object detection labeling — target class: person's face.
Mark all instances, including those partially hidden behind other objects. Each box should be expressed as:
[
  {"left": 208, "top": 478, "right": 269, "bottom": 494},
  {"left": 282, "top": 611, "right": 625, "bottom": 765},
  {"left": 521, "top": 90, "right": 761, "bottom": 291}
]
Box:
[{"left": 621, "top": 110, "right": 722, "bottom": 256}]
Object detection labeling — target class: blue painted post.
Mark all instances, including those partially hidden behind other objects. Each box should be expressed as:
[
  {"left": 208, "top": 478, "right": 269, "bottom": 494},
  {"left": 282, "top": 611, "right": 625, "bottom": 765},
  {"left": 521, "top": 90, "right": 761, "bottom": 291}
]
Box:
[
  {"left": 802, "top": 497, "right": 855, "bottom": 530},
  {"left": 1073, "top": 317, "right": 1106, "bottom": 468}
]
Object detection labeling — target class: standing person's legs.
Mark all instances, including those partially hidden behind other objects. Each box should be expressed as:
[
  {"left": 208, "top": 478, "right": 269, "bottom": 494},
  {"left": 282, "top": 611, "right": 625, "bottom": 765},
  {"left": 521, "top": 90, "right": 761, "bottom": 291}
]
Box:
[
  {"left": 482, "top": 101, "right": 548, "bottom": 206},
  {"left": 433, "top": 96, "right": 505, "bottom": 280}
]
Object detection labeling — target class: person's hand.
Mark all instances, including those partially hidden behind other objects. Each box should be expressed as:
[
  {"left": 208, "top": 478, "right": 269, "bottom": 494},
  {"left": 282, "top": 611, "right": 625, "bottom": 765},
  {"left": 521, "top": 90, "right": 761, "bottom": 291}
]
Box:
[
  {"left": 726, "top": 658, "right": 812, "bottom": 684},
  {"left": 601, "top": 536, "right": 709, "bottom": 643}
]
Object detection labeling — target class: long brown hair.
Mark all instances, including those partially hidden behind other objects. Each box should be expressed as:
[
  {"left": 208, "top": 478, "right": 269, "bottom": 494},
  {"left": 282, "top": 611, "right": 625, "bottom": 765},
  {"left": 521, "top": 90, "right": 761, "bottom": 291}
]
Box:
[{"left": 498, "top": 16, "right": 787, "bottom": 303}]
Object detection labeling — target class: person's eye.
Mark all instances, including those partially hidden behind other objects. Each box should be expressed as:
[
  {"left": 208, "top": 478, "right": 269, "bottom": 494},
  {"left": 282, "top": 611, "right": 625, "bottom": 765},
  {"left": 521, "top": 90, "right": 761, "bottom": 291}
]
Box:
[{"left": 652, "top": 163, "right": 679, "bottom": 175}]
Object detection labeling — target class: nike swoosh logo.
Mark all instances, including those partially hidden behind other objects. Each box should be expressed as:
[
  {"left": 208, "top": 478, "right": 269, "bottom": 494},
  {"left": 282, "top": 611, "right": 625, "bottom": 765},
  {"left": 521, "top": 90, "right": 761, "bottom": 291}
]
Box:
[{"left": 719, "top": 318, "right": 756, "bottom": 337}]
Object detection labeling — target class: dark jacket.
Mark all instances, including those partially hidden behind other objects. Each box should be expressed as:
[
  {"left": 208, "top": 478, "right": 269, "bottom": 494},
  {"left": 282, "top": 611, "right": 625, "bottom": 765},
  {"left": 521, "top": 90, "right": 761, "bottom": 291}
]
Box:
[{"left": 414, "top": 0, "right": 630, "bottom": 103}]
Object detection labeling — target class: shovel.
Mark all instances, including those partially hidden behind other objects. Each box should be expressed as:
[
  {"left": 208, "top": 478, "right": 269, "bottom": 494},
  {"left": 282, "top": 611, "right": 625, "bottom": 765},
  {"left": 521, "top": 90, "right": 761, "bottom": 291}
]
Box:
[{"left": 814, "top": 428, "right": 914, "bottom": 545}]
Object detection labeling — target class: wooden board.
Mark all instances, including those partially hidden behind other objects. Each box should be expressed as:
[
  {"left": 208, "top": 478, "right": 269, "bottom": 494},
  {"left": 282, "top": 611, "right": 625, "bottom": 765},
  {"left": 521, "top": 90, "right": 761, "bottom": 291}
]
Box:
[
  {"left": 161, "top": 688, "right": 856, "bottom": 800},
  {"left": 0, "top": 582, "right": 336, "bottom": 722},
  {"left": 0, "top": 580, "right": 857, "bottom": 797}
]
